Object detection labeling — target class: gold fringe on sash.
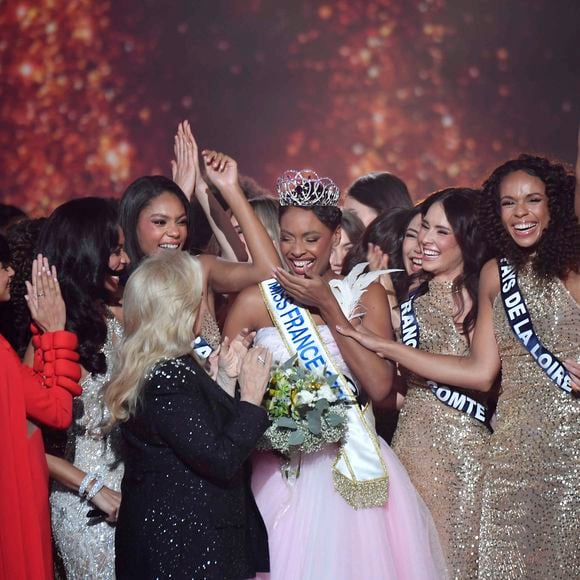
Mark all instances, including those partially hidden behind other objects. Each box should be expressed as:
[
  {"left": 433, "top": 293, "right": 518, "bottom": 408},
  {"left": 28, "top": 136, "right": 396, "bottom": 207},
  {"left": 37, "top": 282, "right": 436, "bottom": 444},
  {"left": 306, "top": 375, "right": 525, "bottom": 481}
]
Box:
[{"left": 260, "top": 278, "right": 389, "bottom": 510}]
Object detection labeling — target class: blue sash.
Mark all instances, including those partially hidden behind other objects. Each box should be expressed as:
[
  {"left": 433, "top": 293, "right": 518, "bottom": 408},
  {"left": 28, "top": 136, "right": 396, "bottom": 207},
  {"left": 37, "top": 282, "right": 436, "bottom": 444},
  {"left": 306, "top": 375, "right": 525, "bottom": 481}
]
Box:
[
  {"left": 399, "top": 289, "right": 491, "bottom": 426},
  {"left": 498, "top": 259, "right": 572, "bottom": 394}
]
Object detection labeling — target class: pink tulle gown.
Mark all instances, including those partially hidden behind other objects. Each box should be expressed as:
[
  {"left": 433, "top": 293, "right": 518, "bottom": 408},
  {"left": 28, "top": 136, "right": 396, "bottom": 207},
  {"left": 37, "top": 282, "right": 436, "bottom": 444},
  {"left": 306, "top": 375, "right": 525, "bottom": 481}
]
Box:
[{"left": 252, "top": 326, "right": 448, "bottom": 580}]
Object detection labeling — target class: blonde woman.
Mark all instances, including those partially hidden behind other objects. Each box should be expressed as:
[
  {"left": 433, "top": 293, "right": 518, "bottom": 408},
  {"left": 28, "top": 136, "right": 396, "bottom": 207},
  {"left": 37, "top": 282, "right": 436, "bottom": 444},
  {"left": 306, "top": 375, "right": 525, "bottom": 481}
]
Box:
[{"left": 105, "top": 252, "right": 272, "bottom": 580}]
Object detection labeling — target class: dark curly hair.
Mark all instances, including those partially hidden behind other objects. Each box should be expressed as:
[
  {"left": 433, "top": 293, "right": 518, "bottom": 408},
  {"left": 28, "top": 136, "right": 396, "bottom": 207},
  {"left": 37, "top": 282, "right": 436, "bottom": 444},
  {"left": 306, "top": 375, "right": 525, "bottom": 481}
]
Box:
[
  {"left": 279, "top": 205, "right": 342, "bottom": 231},
  {"left": 37, "top": 198, "right": 120, "bottom": 374},
  {"left": 421, "top": 188, "right": 491, "bottom": 344},
  {"left": 119, "top": 175, "right": 192, "bottom": 272},
  {"left": 480, "top": 154, "right": 580, "bottom": 277},
  {"left": 2, "top": 219, "right": 46, "bottom": 356},
  {"left": 343, "top": 207, "right": 422, "bottom": 302}
]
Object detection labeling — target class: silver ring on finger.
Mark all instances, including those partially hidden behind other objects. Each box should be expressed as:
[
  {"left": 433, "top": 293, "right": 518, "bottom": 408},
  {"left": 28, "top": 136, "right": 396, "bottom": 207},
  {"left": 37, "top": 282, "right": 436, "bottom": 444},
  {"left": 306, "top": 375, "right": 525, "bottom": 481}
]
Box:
[{"left": 257, "top": 355, "right": 265, "bottom": 365}]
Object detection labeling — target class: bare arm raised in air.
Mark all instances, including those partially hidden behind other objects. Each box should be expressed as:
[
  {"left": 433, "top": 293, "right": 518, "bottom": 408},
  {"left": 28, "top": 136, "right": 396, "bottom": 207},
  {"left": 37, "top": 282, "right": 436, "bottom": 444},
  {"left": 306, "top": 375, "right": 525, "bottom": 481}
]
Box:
[{"left": 197, "top": 150, "right": 282, "bottom": 294}]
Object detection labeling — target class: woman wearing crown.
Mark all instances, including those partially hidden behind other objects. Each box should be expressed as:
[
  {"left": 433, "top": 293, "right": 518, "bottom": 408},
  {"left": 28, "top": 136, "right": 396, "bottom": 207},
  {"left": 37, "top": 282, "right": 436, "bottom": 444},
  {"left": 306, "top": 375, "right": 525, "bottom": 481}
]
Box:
[{"left": 224, "top": 170, "right": 447, "bottom": 580}]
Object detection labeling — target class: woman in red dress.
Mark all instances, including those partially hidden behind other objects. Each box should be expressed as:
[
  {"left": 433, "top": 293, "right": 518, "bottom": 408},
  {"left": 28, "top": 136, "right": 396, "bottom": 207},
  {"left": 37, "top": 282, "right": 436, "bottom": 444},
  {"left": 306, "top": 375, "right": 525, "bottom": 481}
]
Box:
[{"left": 0, "top": 234, "right": 82, "bottom": 580}]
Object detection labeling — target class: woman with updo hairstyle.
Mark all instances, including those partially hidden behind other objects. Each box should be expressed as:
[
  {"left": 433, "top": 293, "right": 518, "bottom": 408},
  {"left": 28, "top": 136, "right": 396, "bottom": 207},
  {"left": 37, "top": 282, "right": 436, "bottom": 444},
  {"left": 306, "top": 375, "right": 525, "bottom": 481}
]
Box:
[
  {"left": 339, "top": 154, "right": 580, "bottom": 579},
  {"left": 344, "top": 171, "right": 413, "bottom": 227},
  {"left": 38, "top": 197, "right": 130, "bottom": 579},
  {"left": 225, "top": 170, "right": 446, "bottom": 579}
]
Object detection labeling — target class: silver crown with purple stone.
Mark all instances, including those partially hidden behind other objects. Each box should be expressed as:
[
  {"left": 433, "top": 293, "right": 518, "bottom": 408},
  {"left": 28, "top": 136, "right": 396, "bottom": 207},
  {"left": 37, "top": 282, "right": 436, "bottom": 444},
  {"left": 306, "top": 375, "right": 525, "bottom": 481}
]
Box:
[{"left": 276, "top": 169, "right": 340, "bottom": 207}]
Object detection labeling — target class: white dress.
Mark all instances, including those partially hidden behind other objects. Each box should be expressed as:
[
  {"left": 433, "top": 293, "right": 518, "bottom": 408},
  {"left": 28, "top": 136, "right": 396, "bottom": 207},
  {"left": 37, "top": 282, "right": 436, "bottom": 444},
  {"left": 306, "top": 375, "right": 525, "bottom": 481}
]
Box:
[
  {"left": 252, "top": 321, "right": 448, "bottom": 580},
  {"left": 50, "top": 317, "right": 124, "bottom": 579}
]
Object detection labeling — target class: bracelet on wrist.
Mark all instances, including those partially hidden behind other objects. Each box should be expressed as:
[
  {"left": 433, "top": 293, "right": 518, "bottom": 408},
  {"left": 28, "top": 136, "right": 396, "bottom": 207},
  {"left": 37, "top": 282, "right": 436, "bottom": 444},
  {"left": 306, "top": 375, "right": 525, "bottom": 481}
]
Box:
[
  {"left": 79, "top": 472, "right": 97, "bottom": 498},
  {"left": 86, "top": 477, "right": 105, "bottom": 501}
]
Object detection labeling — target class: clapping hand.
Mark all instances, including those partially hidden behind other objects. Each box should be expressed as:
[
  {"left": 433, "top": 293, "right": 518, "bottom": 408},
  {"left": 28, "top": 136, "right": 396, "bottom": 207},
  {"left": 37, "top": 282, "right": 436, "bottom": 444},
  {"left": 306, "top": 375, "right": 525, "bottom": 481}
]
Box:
[
  {"left": 217, "top": 329, "right": 256, "bottom": 379},
  {"left": 24, "top": 254, "right": 66, "bottom": 332},
  {"left": 238, "top": 346, "right": 273, "bottom": 406},
  {"left": 210, "top": 329, "right": 256, "bottom": 396},
  {"left": 171, "top": 120, "right": 201, "bottom": 201}
]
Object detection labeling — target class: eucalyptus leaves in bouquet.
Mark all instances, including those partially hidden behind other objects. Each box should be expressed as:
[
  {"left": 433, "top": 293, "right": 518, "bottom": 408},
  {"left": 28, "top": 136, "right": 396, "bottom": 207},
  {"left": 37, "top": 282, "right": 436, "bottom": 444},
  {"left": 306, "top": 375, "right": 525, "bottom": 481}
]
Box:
[{"left": 258, "top": 355, "right": 351, "bottom": 455}]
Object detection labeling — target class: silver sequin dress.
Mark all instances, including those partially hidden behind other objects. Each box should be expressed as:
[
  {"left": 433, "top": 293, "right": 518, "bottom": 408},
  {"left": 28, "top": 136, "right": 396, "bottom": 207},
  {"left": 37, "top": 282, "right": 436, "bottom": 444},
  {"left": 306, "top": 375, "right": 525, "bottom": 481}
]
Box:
[
  {"left": 478, "top": 267, "right": 580, "bottom": 579},
  {"left": 50, "top": 316, "right": 124, "bottom": 580}
]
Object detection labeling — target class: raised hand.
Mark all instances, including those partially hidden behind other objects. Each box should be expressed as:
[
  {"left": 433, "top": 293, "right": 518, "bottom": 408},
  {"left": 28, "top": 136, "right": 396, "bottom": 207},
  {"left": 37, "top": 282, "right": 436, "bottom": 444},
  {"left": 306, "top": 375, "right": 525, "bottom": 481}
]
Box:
[
  {"left": 202, "top": 150, "right": 239, "bottom": 191},
  {"left": 274, "top": 266, "right": 335, "bottom": 311},
  {"left": 367, "top": 243, "right": 389, "bottom": 271},
  {"left": 217, "top": 329, "right": 256, "bottom": 379},
  {"left": 25, "top": 254, "right": 66, "bottom": 332},
  {"left": 171, "top": 121, "right": 197, "bottom": 200},
  {"left": 238, "top": 346, "right": 273, "bottom": 406}
]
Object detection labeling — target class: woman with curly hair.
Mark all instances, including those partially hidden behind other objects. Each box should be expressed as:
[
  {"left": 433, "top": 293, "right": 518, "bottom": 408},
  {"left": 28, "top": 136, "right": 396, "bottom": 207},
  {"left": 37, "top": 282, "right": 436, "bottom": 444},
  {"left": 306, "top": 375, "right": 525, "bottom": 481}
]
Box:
[
  {"left": 0, "top": 217, "right": 46, "bottom": 356},
  {"left": 338, "top": 154, "right": 580, "bottom": 579},
  {"left": 0, "top": 236, "right": 82, "bottom": 580},
  {"left": 37, "top": 197, "right": 130, "bottom": 579}
]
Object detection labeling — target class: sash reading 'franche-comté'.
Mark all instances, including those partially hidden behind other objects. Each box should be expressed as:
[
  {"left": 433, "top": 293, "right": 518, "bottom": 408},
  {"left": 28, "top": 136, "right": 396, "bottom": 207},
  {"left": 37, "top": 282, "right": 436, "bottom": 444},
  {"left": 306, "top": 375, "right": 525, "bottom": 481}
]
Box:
[
  {"left": 399, "top": 289, "right": 491, "bottom": 426},
  {"left": 259, "top": 279, "right": 388, "bottom": 510},
  {"left": 498, "top": 258, "right": 572, "bottom": 394}
]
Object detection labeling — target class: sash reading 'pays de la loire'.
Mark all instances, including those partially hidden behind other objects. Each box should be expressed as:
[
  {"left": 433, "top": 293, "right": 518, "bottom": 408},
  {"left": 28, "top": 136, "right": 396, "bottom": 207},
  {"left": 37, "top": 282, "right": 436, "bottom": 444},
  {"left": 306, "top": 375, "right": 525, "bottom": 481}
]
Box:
[
  {"left": 399, "top": 290, "right": 491, "bottom": 427},
  {"left": 260, "top": 279, "right": 388, "bottom": 510},
  {"left": 498, "top": 258, "right": 572, "bottom": 395}
]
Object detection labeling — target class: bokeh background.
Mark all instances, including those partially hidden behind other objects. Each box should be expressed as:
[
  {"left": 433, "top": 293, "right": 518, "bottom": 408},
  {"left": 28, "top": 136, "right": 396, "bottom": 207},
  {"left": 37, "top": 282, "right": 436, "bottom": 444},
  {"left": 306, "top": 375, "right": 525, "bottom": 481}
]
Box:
[{"left": 1, "top": 0, "right": 578, "bottom": 214}]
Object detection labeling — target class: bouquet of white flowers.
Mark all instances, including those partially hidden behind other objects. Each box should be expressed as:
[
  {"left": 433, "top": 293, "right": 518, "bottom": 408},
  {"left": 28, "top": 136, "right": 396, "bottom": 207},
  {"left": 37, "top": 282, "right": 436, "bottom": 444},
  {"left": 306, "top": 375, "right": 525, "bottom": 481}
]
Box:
[{"left": 258, "top": 355, "right": 351, "bottom": 455}]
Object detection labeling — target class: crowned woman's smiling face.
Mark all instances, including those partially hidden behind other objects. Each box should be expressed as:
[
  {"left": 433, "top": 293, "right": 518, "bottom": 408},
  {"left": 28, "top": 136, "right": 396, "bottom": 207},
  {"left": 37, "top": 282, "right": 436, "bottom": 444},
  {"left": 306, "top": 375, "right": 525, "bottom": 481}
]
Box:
[{"left": 279, "top": 207, "right": 340, "bottom": 278}]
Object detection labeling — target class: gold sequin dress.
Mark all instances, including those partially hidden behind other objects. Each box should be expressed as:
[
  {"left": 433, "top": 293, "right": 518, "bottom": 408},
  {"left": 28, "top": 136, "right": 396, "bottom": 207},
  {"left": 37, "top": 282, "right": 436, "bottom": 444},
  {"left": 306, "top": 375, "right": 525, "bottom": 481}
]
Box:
[
  {"left": 479, "top": 267, "right": 580, "bottom": 579},
  {"left": 392, "top": 281, "right": 491, "bottom": 580}
]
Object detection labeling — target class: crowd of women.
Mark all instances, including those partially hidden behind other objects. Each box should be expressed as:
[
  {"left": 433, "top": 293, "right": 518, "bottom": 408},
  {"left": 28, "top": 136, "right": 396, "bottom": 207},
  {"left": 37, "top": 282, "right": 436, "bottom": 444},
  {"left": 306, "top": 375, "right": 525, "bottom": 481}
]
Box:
[{"left": 0, "top": 120, "right": 578, "bottom": 580}]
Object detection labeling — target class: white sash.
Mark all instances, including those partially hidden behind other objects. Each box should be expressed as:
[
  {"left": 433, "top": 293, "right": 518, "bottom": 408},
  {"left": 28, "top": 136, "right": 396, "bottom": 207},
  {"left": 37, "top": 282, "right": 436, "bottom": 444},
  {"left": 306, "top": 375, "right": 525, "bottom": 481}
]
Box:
[{"left": 259, "top": 278, "right": 388, "bottom": 509}]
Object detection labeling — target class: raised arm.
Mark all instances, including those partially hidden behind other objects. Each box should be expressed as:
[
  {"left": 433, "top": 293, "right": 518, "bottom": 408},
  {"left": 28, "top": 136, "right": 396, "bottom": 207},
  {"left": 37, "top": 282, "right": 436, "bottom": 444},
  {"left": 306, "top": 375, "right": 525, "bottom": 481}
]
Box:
[
  {"left": 336, "top": 260, "right": 502, "bottom": 392},
  {"left": 171, "top": 121, "right": 247, "bottom": 261},
  {"left": 20, "top": 256, "right": 82, "bottom": 427}
]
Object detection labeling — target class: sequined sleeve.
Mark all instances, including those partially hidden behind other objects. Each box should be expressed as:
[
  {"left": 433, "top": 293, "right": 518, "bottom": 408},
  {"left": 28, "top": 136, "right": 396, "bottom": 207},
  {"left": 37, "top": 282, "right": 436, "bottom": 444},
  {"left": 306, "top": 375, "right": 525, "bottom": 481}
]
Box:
[{"left": 145, "top": 359, "right": 269, "bottom": 482}]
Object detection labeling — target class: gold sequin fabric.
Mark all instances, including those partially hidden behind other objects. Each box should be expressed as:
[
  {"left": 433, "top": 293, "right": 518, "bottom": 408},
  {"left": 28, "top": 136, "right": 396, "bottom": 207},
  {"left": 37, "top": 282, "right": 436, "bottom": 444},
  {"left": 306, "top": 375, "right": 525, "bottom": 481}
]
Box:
[
  {"left": 200, "top": 308, "right": 222, "bottom": 350},
  {"left": 479, "top": 267, "right": 580, "bottom": 579},
  {"left": 50, "top": 316, "right": 124, "bottom": 580},
  {"left": 392, "top": 281, "right": 491, "bottom": 580}
]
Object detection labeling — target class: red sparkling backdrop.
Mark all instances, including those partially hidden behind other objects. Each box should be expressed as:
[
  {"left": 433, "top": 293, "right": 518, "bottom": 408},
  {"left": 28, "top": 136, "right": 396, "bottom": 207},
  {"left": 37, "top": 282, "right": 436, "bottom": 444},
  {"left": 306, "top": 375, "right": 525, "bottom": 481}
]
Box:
[{"left": 0, "top": 0, "right": 578, "bottom": 214}]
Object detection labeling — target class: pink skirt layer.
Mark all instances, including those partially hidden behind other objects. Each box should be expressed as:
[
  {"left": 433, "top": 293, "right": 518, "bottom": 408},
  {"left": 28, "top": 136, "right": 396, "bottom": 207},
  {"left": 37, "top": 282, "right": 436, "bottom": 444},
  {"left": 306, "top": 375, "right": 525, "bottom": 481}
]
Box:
[{"left": 252, "top": 442, "right": 448, "bottom": 580}]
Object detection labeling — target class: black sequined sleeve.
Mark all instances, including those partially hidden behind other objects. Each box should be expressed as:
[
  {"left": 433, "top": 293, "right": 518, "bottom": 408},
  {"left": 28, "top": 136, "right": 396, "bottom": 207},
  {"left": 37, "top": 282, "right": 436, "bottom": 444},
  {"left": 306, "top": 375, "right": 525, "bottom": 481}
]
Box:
[{"left": 146, "top": 361, "right": 269, "bottom": 482}]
